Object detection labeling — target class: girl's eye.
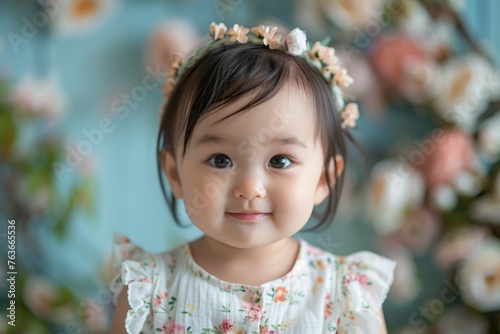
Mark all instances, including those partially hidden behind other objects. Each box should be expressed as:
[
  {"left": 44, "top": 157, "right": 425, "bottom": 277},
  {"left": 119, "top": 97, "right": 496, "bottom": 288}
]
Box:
[
  {"left": 268, "top": 155, "right": 293, "bottom": 169},
  {"left": 208, "top": 154, "right": 233, "bottom": 168}
]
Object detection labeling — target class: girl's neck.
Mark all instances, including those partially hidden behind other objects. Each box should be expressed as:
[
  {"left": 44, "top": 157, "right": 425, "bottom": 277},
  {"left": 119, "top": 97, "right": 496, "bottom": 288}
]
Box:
[{"left": 188, "top": 236, "right": 300, "bottom": 286}]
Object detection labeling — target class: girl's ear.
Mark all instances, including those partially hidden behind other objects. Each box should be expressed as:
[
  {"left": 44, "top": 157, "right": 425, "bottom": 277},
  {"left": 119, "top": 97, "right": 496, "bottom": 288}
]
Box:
[
  {"left": 160, "top": 148, "right": 183, "bottom": 199},
  {"left": 314, "top": 154, "right": 344, "bottom": 205}
]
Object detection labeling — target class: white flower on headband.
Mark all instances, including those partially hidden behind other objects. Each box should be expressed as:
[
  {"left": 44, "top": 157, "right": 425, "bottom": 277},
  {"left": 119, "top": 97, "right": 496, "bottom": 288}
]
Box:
[
  {"left": 227, "top": 24, "right": 249, "bottom": 43},
  {"left": 262, "top": 26, "right": 282, "bottom": 50},
  {"left": 210, "top": 22, "right": 227, "bottom": 40},
  {"left": 285, "top": 28, "right": 307, "bottom": 56},
  {"left": 340, "top": 103, "right": 359, "bottom": 129}
]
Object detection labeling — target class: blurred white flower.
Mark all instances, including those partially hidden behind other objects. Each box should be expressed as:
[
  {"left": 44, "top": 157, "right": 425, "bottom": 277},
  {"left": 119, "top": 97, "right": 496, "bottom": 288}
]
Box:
[
  {"left": 435, "top": 305, "right": 488, "bottom": 334},
  {"left": 434, "top": 55, "right": 496, "bottom": 132},
  {"left": 452, "top": 170, "right": 482, "bottom": 196},
  {"left": 11, "top": 73, "right": 65, "bottom": 121},
  {"left": 146, "top": 19, "right": 200, "bottom": 74},
  {"left": 458, "top": 238, "right": 500, "bottom": 312},
  {"left": 430, "top": 184, "right": 457, "bottom": 211},
  {"left": 384, "top": 246, "right": 421, "bottom": 304},
  {"left": 398, "top": 0, "right": 454, "bottom": 61},
  {"left": 434, "top": 227, "right": 489, "bottom": 269},
  {"left": 368, "top": 159, "right": 425, "bottom": 235},
  {"left": 400, "top": 57, "right": 442, "bottom": 104},
  {"left": 52, "top": 0, "right": 119, "bottom": 36},
  {"left": 343, "top": 54, "right": 386, "bottom": 116},
  {"left": 398, "top": 0, "right": 431, "bottom": 36},
  {"left": 320, "top": 0, "right": 386, "bottom": 30},
  {"left": 478, "top": 112, "right": 500, "bottom": 160}
]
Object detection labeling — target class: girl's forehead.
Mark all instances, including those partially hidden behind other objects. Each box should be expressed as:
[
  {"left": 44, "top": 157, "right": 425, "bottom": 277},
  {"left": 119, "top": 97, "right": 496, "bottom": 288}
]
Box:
[
  {"left": 191, "top": 86, "right": 318, "bottom": 147},
  {"left": 196, "top": 86, "right": 314, "bottom": 132}
]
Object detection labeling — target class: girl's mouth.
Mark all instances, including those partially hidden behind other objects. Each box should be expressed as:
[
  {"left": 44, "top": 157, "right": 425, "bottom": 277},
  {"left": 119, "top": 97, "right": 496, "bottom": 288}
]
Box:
[{"left": 227, "top": 212, "right": 271, "bottom": 222}]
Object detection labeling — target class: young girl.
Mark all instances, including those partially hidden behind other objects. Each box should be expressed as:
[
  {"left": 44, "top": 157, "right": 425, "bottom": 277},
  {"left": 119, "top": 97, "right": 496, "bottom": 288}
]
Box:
[{"left": 109, "top": 22, "right": 396, "bottom": 334}]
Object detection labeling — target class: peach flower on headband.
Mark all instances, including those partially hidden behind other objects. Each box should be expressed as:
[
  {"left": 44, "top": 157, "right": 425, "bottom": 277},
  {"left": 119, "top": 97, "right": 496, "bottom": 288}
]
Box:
[
  {"left": 210, "top": 22, "right": 227, "bottom": 40},
  {"left": 227, "top": 24, "right": 249, "bottom": 43},
  {"left": 262, "top": 26, "right": 282, "bottom": 50}
]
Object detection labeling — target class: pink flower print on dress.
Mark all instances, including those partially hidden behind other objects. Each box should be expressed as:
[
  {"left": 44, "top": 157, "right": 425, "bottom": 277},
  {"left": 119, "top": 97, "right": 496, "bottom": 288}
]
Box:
[
  {"left": 260, "top": 326, "right": 280, "bottom": 334},
  {"left": 245, "top": 303, "right": 264, "bottom": 322},
  {"left": 306, "top": 245, "right": 326, "bottom": 257},
  {"left": 357, "top": 274, "right": 368, "bottom": 285},
  {"left": 154, "top": 289, "right": 168, "bottom": 307},
  {"left": 162, "top": 319, "right": 186, "bottom": 334},
  {"left": 220, "top": 319, "right": 234, "bottom": 333},
  {"left": 243, "top": 289, "right": 261, "bottom": 304},
  {"left": 137, "top": 277, "right": 151, "bottom": 283}
]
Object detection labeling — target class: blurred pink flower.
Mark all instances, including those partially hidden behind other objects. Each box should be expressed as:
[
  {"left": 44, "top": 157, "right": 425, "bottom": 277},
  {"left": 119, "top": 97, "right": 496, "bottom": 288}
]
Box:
[
  {"left": 11, "top": 74, "right": 65, "bottom": 121},
  {"left": 146, "top": 19, "right": 200, "bottom": 74},
  {"left": 418, "top": 129, "right": 476, "bottom": 188},
  {"left": 458, "top": 237, "right": 500, "bottom": 312},
  {"left": 23, "top": 275, "right": 73, "bottom": 324},
  {"left": 370, "top": 32, "right": 442, "bottom": 104},
  {"left": 434, "top": 226, "right": 489, "bottom": 269},
  {"left": 370, "top": 34, "right": 427, "bottom": 90},
  {"left": 343, "top": 54, "right": 386, "bottom": 117}
]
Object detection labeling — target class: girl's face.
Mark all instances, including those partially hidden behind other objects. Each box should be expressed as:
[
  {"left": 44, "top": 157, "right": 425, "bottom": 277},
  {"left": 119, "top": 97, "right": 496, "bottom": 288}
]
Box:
[{"left": 163, "top": 85, "right": 340, "bottom": 249}]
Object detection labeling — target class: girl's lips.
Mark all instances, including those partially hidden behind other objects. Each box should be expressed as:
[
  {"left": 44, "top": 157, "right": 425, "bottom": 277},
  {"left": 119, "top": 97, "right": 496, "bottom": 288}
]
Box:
[{"left": 227, "top": 212, "right": 271, "bottom": 221}]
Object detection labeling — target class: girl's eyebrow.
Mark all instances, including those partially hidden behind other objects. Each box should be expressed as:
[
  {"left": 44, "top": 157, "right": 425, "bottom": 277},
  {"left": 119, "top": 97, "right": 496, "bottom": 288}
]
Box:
[{"left": 194, "top": 134, "right": 308, "bottom": 149}]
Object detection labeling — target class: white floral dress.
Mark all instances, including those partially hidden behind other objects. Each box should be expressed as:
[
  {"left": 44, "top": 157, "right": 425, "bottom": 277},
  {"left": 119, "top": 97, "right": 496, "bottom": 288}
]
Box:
[{"left": 110, "top": 233, "right": 396, "bottom": 334}]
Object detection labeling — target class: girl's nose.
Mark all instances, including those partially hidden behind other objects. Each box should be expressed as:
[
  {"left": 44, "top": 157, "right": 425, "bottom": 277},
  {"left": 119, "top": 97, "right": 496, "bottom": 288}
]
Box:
[{"left": 233, "top": 173, "right": 266, "bottom": 200}]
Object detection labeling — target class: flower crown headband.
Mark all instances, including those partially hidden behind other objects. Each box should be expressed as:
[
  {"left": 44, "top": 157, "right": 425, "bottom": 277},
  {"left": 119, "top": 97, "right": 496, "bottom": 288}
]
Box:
[{"left": 162, "top": 22, "right": 359, "bottom": 129}]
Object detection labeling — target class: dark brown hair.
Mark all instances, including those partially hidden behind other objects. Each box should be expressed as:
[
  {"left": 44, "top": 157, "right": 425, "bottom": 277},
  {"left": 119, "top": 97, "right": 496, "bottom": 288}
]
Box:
[{"left": 156, "top": 42, "right": 357, "bottom": 232}]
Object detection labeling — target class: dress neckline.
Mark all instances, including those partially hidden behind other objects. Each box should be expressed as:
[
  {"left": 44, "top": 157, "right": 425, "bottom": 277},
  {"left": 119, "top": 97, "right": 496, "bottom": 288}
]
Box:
[{"left": 181, "top": 238, "right": 308, "bottom": 290}]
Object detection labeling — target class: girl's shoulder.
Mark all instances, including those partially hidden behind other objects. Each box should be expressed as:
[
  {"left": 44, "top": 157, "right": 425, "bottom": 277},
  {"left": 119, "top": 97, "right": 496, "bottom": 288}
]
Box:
[
  {"left": 109, "top": 233, "right": 188, "bottom": 304},
  {"left": 299, "top": 238, "right": 396, "bottom": 331}
]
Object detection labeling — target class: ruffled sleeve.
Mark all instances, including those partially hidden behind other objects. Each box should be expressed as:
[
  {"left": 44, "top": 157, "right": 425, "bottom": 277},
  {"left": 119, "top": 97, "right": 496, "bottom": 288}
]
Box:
[
  {"left": 335, "top": 251, "right": 396, "bottom": 333},
  {"left": 110, "top": 233, "right": 158, "bottom": 334}
]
